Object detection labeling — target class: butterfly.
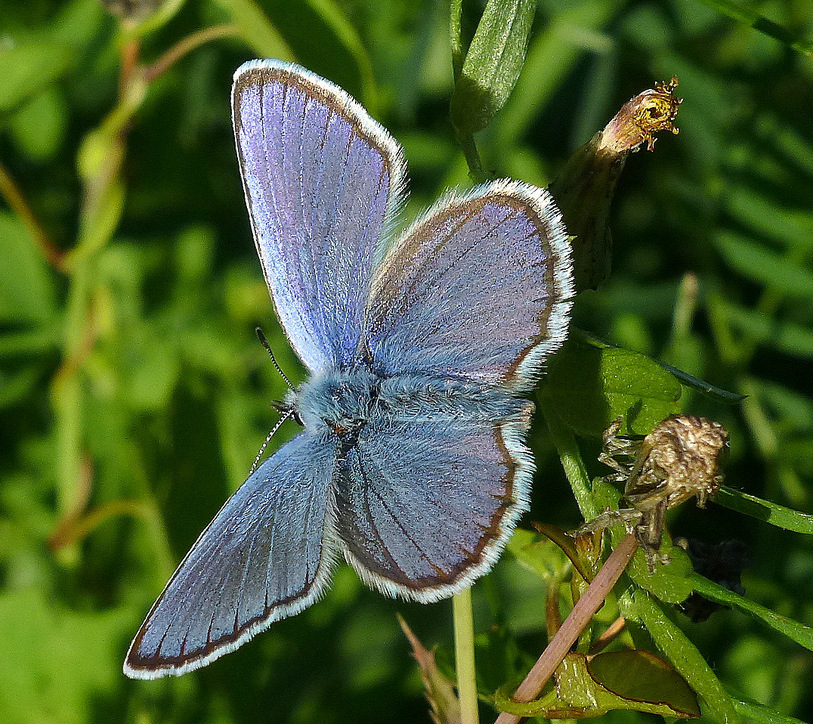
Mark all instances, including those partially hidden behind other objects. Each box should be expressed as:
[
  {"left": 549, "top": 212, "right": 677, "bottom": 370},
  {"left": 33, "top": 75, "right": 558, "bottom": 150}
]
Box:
[{"left": 124, "top": 60, "right": 574, "bottom": 678}]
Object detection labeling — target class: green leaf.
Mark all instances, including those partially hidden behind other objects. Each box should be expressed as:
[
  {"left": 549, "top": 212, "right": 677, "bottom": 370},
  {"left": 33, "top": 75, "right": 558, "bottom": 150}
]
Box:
[
  {"left": 629, "top": 540, "right": 696, "bottom": 604},
  {"left": 589, "top": 480, "right": 696, "bottom": 603},
  {"left": 214, "top": 0, "right": 296, "bottom": 60},
  {"left": 0, "top": 213, "right": 57, "bottom": 324},
  {"left": 449, "top": 0, "right": 536, "bottom": 138},
  {"left": 587, "top": 650, "right": 700, "bottom": 717},
  {"left": 540, "top": 339, "right": 682, "bottom": 437},
  {"left": 0, "top": 37, "right": 73, "bottom": 112},
  {"left": 473, "top": 626, "right": 528, "bottom": 697},
  {"left": 631, "top": 590, "right": 739, "bottom": 723},
  {"left": 715, "top": 486, "right": 813, "bottom": 534},
  {"left": 493, "top": 651, "right": 699, "bottom": 718},
  {"left": 731, "top": 696, "right": 810, "bottom": 724},
  {"left": 659, "top": 362, "right": 745, "bottom": 403},
  {"left": 715, "top": 232, "right": 813, "bottom": 297},
  {"left": 506, "top": 527, "right": 570, "bottom": 581},
  {"left": 496, "top": 1, "right": 617, "bottom": 145},
  {"left": 689, "top": 573, "right": 813, "bottom": 652},
  {"left": 450, "top": 0, "right": 464, "bottom": 78}
]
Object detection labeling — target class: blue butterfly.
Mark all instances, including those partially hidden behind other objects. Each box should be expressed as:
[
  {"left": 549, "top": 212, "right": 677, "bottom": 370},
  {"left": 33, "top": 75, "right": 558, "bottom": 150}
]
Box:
[{"left": 124, "top": 60, "right": 574, "bottom": 678}]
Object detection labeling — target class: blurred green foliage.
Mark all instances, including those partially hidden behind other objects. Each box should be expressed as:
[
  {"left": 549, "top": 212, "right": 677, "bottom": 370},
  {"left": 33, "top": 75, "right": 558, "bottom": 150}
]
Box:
[{"left": 1, "top": 0, "right": 812, "bottom": 722}]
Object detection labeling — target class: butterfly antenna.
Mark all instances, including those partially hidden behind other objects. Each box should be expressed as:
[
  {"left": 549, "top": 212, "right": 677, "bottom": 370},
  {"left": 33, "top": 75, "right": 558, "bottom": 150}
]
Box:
[
  {"left": 256, "top": 327, "right": 295, "bottom": 391},
  {"left": 249, "top": 408, "right": 294, "bottom": 476}
]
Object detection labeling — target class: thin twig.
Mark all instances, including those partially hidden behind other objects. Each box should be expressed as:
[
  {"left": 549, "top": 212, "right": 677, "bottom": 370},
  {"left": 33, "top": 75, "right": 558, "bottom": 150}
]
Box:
[
  {"left": 50, "top": 498, "right": 154, "bottom": 550},
  {"left": 588, "top": 615, "right": 627, "bottom": 655},
  {"left": 0, "top": 160, "right": 65, "bottom": 270},
  {"left": 119, "top": 37, "right": 140, "bottom": 97},
  {"left": 493, "top": 534, "right": 638, "bottom": 724}
]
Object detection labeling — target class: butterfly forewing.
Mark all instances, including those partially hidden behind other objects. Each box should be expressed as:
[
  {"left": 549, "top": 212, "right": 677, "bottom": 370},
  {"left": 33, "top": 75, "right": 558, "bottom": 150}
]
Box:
[
  {"left": 232, "top": 60, "right": 406, "bottom": 373},
  {"left": 363, "top": 180, "right": 573, "bottom": 388},
  {"left": 124, "top": 433, "right": 338, "bottom": 678}
]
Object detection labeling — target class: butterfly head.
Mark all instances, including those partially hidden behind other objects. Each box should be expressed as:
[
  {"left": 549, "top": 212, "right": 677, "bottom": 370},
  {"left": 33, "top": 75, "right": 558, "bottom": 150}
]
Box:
[{"left": 292, "top": 367, "right": 380, "bottom": 439}]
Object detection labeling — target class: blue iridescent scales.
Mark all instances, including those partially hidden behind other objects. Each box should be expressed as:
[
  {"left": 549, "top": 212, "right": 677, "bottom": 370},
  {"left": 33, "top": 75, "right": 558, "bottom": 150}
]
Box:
[{"left": 124, "top": 60, "right": 574, "bottom": 679}]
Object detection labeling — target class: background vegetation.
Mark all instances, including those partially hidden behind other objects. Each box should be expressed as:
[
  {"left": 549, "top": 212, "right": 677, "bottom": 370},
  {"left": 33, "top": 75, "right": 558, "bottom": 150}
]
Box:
[{"left": 1, "top": 0, "right": 812, "bottom": 722}]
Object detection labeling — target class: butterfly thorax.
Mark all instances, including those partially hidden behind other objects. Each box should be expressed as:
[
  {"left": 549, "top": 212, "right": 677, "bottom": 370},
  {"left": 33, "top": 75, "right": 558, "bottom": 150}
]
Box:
[{"left": 291, "top": 367, "right": 530, "bottom": 439}]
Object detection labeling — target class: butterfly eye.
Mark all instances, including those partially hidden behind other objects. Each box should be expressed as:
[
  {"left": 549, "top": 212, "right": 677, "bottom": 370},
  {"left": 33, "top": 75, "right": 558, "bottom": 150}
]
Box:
[{"left": 271, "top": 400, "right": 303, "bottom": 426}]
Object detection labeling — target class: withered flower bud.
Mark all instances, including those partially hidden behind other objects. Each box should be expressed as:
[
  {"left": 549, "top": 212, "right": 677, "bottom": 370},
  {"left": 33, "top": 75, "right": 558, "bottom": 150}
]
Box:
[
  {"left": 550, "top": 78, "right": 682, "bottom": 292},
  {"left": 623, "top": 414, "right": 729, "bottom": 514},
  {"left": 577, "top": 414, "right": 730, "bottom": 571}
]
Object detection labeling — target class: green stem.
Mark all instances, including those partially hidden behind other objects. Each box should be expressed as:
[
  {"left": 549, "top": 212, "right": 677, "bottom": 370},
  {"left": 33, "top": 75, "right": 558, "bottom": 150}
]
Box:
[
  {"left": 457, "top": 131, "right": 487, "bottom": 181},
  {"left": 669, "top": 272, "right": 698, "bottom": 345},
  {"left": 542, "top": 406, "right": 597, "bottom": 520},
  {"left": 632, "top": 589, "right": 739, "bottom": 723},
  {"left": 450, "top": 0, "right": 464, "bottom": 80},
  {"left": 453, "top": 587, "right": 479, "bottom": 724},
  {"left": 144, "top": 24, "right": 240, "bottom": 82},
  {"left": 53, "top": 264, "right": 91, "bottom": 520}
]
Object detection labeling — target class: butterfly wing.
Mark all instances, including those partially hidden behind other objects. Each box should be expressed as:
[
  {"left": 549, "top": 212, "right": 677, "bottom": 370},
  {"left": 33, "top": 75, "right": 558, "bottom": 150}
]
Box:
[
  {"left": 232, "top": 60, "right": 406, "bottom": 373},
  {"left": 335, "top": 411, "right": 533, "bottom": 600},
  {"left": 124, "top": 432, "right": 338, "bottom": 678},
  {"left": 363, "top": 180, "right": 573, "bottom": 388}
]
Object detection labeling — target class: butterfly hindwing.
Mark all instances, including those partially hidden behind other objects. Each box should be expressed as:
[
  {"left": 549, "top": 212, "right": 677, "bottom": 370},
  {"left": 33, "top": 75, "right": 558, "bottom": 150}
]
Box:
[
  {"left": 334, "top": 410, "right": 533, "bottom": 601},
  {"left": 124, "top": 432, "right": 338, "bottom": 678}
]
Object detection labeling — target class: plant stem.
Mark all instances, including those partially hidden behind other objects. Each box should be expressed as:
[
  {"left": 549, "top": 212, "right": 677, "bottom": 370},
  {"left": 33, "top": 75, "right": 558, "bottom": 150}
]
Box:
[
  {"left": 542, "top": 406, "right": 597, "bottom": 520},
  {"left": 145, "top": 24, "right": 240, "bottom": 82},
  {"left": 457, "top": 131, "right": 487, "bottom": 181},
  {"left": 453, "top": 587, "right": 479, "bottom": 724}
]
